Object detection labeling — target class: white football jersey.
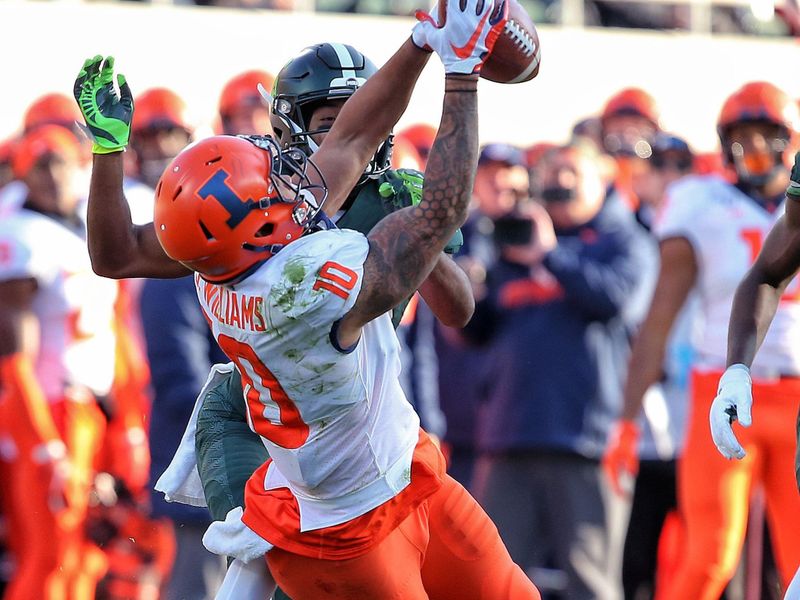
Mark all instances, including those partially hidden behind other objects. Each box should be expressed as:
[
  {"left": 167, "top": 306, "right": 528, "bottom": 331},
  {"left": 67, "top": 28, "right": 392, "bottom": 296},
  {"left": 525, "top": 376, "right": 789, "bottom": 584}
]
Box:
[
  {"left": 195, "top": 229, "right": 420, "bottom": 531},
  {"left": 0, "top": 209, "right": 118, "bottom": 399},
  {"left": 655, "top": 175, "right": 800, "bottom": 378}
]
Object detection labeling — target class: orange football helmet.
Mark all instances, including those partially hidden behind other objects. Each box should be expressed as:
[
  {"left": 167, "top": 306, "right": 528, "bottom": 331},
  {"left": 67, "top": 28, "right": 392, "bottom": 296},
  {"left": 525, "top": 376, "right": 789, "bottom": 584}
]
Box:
[
  {"left": 154, "top": 135, "right": 325, "bottom": 283},
  {"left": 132, "top": 88, "right": 191, "bottom": 134},
  {"left": 601, "top": 88, "right": 660, "bottom": 129},
  {"left": 23, "top": 93, "right": 82, "bottom": 132},
  {"left": 219, "top": 70, "right": 273, "bottom": 118},
  {"left": 717, "top": 82, "right": 798, "bottom": 184}
]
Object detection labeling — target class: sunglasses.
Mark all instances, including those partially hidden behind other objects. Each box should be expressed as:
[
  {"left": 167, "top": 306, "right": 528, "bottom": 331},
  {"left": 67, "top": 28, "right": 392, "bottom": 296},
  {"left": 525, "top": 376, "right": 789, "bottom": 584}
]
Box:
[{"left": 651, "top": 154, "right": 692, "bottom": 172}]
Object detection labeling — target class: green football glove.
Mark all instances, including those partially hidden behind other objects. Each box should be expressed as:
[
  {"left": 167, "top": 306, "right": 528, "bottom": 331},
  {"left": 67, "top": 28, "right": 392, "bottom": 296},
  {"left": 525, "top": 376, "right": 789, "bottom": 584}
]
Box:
[
  {"left": 73, "top": 55, "right": 133, "bottom": 154},
  {"left": 378, "top": 169, "right": 462, "bottom": 254},
  {"left": 788, "top": 151, "right": 800, "bottom": 199},
  {"left": 379, "top": 169, "right": 424, "bottom": 207}
]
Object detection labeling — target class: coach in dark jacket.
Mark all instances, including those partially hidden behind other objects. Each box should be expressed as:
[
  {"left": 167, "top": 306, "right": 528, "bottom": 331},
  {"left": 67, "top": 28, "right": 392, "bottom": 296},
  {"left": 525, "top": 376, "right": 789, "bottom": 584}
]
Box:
[{"left": 469, "top": 140, "right": 657, "bottom": 600}]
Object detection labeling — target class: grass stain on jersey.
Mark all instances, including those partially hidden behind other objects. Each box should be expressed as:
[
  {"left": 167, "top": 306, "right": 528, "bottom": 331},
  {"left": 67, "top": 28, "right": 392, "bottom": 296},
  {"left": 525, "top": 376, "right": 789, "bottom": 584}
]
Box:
[
  {"left": 284, "top": 348, "right": 303, "bottom": 362},
  {"left": 284, "top": 260, "right": 306, "bottom": 285},
  {"left": 271, "top": 257, "right": 319, "bottom": 316}
]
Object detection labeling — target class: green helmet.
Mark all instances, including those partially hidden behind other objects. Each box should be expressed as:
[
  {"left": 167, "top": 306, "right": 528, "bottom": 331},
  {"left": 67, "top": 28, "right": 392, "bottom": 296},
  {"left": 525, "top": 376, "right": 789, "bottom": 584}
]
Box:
[{"left": 270, "top": 42, "right": 392, "bottom": 182}]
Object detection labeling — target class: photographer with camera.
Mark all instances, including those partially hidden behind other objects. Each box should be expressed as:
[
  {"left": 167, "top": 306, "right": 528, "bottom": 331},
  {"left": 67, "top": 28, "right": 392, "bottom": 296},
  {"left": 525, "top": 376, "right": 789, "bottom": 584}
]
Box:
[{"left": 466, "top": 139, "right": 657, "bottom": 600}]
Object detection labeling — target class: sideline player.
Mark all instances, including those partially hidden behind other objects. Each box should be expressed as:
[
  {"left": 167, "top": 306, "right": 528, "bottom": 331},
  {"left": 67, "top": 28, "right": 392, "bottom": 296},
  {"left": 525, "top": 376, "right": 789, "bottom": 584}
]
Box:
[
  {"left": 0, "top": 125, "right": 116, "bottom": 600},
  {"left": 73, "top": 2, "right": 541, "bottom": 598},
  {"left": 710, "top": 155, "right": 800, "bottom": 600},
  {"left": 604, "top": 81, "right": 800, "bottom": 599}
]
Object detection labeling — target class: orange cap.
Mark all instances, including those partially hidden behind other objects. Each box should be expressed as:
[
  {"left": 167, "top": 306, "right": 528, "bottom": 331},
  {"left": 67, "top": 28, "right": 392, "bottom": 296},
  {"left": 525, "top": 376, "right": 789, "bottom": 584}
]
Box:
[
  {"left": 12, "top": 125, "right": 80, "bottom": 178},
  {"left": 218, "top": 70, "right": 273, "bottom": 117},
  {"left": 23, "top": 93, "right": 81, "bottom": 132},
  {"left": 132, "top": 88, "right": 191, "bottom": 134}
]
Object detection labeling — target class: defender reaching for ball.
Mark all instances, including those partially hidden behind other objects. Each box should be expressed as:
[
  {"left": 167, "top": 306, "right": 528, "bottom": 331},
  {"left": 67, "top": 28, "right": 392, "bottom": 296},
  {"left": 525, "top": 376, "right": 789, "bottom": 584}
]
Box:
[{"left": 73, "top": 0, "right": 541, "bottom": 597}]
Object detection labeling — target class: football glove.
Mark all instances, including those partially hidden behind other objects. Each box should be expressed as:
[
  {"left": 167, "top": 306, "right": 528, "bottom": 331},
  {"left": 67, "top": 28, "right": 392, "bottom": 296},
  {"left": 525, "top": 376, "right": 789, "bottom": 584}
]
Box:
[
  {"left": 602, "top": 419, "right": 639, "bottom": 497},
  {"left": 411, "top": 0, "right": 508, "bottom": 75},
  {"left": 73, "top": 55, "right": 133, "bottom": 154},
  {"left": 788, "top": 151, "right": 800, "bottom": 199},
  {"left": 379, "top": 169, "right": 424, "bottom": 206},
  {"left": 709, "top": 364, "right": 752, "bottom": 460}
]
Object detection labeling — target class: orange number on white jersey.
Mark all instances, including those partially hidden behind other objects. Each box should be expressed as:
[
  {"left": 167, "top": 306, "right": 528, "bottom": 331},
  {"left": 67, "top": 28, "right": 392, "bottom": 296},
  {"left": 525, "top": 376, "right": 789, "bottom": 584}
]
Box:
[
  {"left": 313, "top": 261, "right": 358, "bottom": 300},
  {"left": 740, "top": 228, "right": 800, "bottom": 303},
  {"left": 217, "top": 334, "right": 309, "bottom": 449}
]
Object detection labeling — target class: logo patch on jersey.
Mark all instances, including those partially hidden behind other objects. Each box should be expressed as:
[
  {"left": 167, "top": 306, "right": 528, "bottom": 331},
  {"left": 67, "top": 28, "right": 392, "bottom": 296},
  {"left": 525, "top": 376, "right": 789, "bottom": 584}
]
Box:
[{"left": 198, "top": 169, "right": 259, "bottom": 229}]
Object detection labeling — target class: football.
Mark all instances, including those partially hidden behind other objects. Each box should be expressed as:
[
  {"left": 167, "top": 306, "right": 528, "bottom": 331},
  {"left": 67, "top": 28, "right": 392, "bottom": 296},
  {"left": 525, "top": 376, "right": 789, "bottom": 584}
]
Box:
[{"left": 481, "top": 0, "right": 541, "bottom": 84}]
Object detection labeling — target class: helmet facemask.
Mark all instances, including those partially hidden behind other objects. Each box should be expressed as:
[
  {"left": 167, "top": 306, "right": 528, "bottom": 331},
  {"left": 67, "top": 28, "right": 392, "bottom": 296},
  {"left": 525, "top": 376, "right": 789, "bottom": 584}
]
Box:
[
  {"left": 240, "top": 134, "right": 330, "bottom": 242},
  {"left": 267, "top": 43, "right": 393, "bottom": 186},
  {"left": 721, "top": 121, "right": 790, "bottom": 188}
]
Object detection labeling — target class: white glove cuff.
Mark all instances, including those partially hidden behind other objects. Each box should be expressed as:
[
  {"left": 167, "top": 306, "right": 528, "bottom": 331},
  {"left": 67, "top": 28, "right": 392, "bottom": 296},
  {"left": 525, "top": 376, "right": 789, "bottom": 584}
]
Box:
[{"left": 718, "top": 363, "right": 751, "bottom": 391}]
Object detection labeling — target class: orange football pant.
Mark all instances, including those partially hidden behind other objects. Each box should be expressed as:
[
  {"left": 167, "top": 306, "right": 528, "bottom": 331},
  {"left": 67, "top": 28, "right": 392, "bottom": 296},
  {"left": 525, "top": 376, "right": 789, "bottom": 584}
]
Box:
[
  {"left": 658, "top": 370, "right": 800, "bottom": 600},
  {"left": 4, "top": 397, "right": 106, "bottom": 600},
  {"left": 267, "top": 474, "right": 541, "bottom": 600}
]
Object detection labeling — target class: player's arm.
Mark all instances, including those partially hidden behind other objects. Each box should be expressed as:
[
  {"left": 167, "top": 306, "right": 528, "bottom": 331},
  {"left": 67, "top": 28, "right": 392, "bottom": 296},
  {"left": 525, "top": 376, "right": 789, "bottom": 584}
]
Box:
[
  {"left": 313, "top": 39, "right": 431, "bottom": 216},
  {"left": 337, "top": 76, "right": 479, "bottom": 347},
  {"left": 728, "top": 150, "right": 800, "bottom": 367},
  {"left": 87, "top": 153, "right": 190, "bottom": 279},
  {"left": 74, "top": 56, "right": 190, "bottom": 279},
  {"left": 726, "top": 208, "right": 800, "bottom": 367},
  {"left": 419, "top": 254, "right": 475, "bottom": 328},
  {"left": 710, "top": 156, "right": 800, "bottom": 460},
  {"left": 603, "top": 237, "right": 697, "bottom": 494},
  {"left": 335, "top": 0, "right": 507, "bottom": 347},
  {"left": 623, "top": 238, "right": 697, "bottom": 418}
]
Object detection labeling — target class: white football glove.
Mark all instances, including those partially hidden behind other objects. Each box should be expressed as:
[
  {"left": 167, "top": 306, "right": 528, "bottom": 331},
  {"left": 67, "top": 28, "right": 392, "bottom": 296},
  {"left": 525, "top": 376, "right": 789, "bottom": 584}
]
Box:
[
  {"left": 709, "top": 364, "right": 753, "bottom": 460},
  {"left": 412, "top": 0, "right": 508, "bottom": 75}
]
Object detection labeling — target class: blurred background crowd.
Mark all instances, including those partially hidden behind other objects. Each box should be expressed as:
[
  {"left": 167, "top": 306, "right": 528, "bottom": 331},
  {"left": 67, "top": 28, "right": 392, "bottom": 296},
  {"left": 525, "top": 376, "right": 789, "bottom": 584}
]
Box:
[
  {"left": 112, "top": 0, "right": 800, "bottom": 36},
  {"left": 2, "top": 1, "right": 800, "bottom": 600}
]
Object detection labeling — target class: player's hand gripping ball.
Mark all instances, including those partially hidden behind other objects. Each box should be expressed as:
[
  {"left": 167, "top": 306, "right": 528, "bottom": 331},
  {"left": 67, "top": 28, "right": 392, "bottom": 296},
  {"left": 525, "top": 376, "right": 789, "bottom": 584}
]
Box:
[{"left": 479, "top": 0, "right": 541, "bottom": 83}]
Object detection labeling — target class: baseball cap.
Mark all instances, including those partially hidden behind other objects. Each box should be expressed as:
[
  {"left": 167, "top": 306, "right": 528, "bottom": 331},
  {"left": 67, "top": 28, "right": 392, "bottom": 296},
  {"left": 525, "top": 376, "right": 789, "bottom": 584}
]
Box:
[{"left": 478, "top": 143, "right": 526, "bottom": 167}]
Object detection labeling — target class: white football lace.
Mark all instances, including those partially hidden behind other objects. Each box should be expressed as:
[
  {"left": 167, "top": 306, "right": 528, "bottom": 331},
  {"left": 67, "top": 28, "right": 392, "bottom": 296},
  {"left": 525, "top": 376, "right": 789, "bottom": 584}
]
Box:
[{"left": 505, "top": 20, "right": 536, "bottom": 57}]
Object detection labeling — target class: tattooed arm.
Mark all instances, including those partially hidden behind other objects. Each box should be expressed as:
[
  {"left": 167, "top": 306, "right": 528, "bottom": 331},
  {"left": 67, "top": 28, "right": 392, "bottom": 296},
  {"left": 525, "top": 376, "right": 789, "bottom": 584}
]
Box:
[{"left": 336, "top": 76, "right": 479, "bottom": 347}]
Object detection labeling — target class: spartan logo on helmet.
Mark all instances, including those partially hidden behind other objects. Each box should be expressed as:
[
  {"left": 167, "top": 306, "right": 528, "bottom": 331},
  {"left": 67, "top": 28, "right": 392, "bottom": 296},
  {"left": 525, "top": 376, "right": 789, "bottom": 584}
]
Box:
[{"left": 270, "top": 42, "right": 392, "bottom": 184}]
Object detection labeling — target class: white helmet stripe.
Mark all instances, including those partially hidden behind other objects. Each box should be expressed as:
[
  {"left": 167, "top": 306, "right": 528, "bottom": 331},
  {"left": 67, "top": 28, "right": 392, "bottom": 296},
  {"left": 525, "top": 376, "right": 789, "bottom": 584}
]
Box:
[{"left": 329, "top": 42, "right": 357, "bottom": 81}]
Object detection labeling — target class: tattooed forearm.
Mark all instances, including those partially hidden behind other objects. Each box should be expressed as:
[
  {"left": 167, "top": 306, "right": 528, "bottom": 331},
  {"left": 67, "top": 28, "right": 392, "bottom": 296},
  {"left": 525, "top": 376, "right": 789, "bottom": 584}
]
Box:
[{"left": 349, "top": 76, "right": 479, "bottom": 325}]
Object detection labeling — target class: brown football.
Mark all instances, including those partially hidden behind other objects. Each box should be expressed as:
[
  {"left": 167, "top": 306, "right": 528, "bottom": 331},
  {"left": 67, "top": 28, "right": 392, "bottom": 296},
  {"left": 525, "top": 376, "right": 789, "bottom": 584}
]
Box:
[{"left": 481, "top": 0, "right": 541, "bottom": 84}]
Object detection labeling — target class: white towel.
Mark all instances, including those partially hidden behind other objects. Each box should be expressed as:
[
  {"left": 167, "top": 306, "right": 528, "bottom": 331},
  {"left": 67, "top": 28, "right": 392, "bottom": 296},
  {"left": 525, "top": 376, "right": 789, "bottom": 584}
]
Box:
[
  {"left": 215, "top": 558, "right": 276, "bottom": 600},
  {"left": 154, "top": 362, "right": 235, "bottom": 508},
  {"left": 204, "top": 506, "right": 274, "bottom": 563}
]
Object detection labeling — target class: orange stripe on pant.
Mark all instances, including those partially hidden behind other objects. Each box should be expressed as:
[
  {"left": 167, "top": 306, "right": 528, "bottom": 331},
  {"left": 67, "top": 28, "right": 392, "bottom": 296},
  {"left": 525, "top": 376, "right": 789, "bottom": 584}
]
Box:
[
  {"left": 657, "top": 370, "right": 800, "bottom": 600},
  {"left": 266, "top": 474, "right": 540, "bottom": 600},
  {"left": 4, "top": 397, "right": 106, "bottom": 600}
]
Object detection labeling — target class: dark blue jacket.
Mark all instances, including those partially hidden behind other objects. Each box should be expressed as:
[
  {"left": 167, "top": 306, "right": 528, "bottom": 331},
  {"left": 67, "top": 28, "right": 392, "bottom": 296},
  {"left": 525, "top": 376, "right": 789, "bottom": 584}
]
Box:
[
  {"left": 467, "top": 195, "right": 657, "bottom": 458},
  {"left": 141, "top": 276, "right": 227, "bottom": 523}
]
